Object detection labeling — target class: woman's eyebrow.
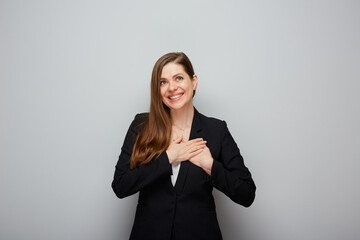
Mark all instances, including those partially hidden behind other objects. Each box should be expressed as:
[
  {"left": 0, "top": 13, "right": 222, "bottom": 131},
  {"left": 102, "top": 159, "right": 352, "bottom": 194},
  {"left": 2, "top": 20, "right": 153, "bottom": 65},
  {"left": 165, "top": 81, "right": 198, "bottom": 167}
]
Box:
[
  {"left": 160, "top": 73, "right": 183, "bottom": 81},
  {"left": 172, "top": 73, "right": 183, "bottom": 78}
]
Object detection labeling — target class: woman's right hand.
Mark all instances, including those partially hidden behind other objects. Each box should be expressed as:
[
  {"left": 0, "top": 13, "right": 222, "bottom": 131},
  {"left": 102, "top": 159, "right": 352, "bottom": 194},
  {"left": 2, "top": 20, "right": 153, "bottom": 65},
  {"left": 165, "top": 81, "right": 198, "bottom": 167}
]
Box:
[{"left": 166, "top": 135, "right": 207, "bottom": 164}]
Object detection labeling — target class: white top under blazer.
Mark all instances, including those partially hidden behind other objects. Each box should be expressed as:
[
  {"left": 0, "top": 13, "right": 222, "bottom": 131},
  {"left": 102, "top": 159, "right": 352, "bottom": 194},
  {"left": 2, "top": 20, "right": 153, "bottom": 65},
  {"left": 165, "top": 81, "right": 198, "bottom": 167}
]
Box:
[{"left": 171, "top": 162, "right": 181, "bottom": 186}]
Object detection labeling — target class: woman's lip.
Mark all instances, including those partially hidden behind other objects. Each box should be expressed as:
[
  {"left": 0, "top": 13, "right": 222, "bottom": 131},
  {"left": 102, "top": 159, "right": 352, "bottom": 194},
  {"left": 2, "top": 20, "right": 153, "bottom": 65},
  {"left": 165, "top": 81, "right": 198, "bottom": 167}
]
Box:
[{"left": 168, "top": 93, "right": 184, "bottom": 100}]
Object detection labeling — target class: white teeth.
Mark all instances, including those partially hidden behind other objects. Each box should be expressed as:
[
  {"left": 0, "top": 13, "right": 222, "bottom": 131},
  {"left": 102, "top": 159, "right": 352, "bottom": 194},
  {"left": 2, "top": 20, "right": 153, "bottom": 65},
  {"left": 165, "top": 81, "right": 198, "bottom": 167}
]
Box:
[{"left": 169, "top": 94, "right": 182, "bottom": 99}]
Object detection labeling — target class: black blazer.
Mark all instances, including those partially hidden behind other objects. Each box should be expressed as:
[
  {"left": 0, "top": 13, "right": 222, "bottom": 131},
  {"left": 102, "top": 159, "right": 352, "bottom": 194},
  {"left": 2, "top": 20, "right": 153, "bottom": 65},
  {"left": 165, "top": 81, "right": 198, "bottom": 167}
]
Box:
[{"left": 112, "top": 108, "right": 256, "bottom": 240}]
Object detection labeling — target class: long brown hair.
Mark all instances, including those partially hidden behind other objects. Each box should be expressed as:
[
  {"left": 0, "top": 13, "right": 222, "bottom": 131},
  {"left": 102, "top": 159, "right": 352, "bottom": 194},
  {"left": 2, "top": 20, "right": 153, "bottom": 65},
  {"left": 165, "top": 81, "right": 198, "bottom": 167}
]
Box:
[{"left": 129, "top": 52, "right": 195, "bottom": 169}]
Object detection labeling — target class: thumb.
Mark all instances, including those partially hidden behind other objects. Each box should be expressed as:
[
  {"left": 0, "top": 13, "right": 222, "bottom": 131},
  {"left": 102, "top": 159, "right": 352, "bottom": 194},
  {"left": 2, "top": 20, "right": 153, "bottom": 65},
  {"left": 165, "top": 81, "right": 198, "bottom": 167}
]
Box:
[{"left": 174, "top": 134, "right": 183, "bottom": 143}]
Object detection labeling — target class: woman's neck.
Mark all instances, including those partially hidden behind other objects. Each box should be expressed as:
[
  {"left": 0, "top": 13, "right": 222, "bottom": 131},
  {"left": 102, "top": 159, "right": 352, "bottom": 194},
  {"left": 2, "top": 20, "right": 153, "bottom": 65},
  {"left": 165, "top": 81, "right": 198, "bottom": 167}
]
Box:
[{"left": 170, "top": 103, "right": 194, "bottom": 129}]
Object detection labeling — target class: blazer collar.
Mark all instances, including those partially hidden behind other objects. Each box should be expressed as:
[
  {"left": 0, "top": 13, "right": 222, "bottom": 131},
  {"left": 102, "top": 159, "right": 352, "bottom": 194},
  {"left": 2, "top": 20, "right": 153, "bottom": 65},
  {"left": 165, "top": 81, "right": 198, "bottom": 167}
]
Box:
[
  {"left": 189, "top": 107, "right": 202, "bottom": 140},
  {"left": 174, "top": 107, "right": 202, "bottom": 195}
]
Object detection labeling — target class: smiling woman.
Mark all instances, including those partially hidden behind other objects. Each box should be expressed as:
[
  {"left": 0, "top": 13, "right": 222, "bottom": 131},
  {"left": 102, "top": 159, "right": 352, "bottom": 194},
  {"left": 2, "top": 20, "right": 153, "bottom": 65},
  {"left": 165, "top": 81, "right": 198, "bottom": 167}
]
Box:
[{"left": 112, "top": 52, "right": 256, "bottom": 240}]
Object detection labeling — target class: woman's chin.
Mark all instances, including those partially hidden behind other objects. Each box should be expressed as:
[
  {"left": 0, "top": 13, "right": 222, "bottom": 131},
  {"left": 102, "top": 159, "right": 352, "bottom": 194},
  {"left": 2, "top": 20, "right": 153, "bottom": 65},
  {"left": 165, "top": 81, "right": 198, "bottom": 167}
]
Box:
[{"left": 166, "top": 102, "right": 193, "bottom": 112}]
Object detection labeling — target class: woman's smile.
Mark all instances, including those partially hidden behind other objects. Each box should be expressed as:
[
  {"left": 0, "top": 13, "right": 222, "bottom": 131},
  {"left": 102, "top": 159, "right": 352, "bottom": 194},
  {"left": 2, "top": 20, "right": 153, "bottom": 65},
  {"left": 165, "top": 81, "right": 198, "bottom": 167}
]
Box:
[{"left": 168, "top": 93, "right": 184, "bottom": 100}]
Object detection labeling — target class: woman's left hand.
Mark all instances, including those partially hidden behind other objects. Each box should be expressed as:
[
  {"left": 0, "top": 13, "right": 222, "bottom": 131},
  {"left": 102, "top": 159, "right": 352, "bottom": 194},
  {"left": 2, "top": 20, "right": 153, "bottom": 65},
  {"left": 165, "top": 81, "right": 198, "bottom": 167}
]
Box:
[{"left": 189, "top": 146, "right": 214, "bottom": 176}]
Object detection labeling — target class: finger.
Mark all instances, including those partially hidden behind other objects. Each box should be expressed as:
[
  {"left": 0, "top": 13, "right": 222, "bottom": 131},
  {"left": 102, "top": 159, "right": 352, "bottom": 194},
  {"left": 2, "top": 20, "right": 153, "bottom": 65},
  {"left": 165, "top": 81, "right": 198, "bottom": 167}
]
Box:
[
  {"left": 188, "top": 148, "right": 204, "bottom": 159},
  {"left": 186, "top": 140, "right": 207, "bottom": 150},
  {"left": 186, "top": 139, "right": 206, "bottom": 146},
  {"left": 188, "top": 143, "right": 206, "bottom": 154},
  {"left": 173, "top": 134, "right": 183, "bottom": 143},
  {"left": 187, "top": 138, "right": 203, "bottom": 144}
]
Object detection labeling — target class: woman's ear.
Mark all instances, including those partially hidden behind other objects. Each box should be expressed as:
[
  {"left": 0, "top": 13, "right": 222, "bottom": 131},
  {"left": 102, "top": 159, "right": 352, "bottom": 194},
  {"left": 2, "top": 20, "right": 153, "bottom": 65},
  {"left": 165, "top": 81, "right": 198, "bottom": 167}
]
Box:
[{"left": 192, "top": 74, "right": 198, "bottom": 90}]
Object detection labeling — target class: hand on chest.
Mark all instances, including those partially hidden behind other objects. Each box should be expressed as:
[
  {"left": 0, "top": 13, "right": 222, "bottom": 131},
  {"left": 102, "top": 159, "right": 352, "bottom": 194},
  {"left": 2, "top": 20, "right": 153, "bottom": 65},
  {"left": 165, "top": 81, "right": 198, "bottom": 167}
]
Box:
[{"left": 171, "top": 126, "right": 221, "bottom": 162}]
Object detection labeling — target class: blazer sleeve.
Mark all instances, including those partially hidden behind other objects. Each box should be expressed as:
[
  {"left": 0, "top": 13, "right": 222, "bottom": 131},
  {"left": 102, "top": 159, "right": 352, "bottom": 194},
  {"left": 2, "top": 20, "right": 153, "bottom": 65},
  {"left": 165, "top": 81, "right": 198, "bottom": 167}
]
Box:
[
  {"left": 210, "top": 121, "right": 256, "bottom": 207},
  {"left": 111, "top": 114, "right": 172, "bottom": 199}
]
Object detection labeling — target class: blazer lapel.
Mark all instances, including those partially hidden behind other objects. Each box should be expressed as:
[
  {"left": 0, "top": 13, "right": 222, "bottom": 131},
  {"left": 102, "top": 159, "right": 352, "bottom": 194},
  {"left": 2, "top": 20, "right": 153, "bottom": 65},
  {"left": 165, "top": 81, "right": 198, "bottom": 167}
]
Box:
[{"left": 174, "top": 107, "right": 202, "bottom": 195}]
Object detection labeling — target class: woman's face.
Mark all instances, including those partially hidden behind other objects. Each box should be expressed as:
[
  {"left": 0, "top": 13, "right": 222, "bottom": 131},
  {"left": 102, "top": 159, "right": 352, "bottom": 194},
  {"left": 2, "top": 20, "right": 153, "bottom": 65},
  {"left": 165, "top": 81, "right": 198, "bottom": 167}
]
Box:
[{"left": 160, "top": 62, "right": 197, "bottom": 112}]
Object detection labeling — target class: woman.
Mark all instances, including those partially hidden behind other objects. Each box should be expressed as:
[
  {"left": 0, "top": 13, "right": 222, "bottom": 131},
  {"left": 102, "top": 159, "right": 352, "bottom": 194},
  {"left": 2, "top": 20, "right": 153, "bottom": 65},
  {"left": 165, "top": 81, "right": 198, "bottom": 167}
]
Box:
[{"left": 112, "top": 52, "right": 256, "bottom": 240}]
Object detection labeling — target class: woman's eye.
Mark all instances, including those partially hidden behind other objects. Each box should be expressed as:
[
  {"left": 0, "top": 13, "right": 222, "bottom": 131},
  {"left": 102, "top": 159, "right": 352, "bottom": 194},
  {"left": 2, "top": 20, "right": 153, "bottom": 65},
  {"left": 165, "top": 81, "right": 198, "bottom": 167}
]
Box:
[
  {"left": 176, "top": 76, "right": 183, "bottom": 81},
  {"left": 160, "top": 81, "right": 167, "bottom": 85}
]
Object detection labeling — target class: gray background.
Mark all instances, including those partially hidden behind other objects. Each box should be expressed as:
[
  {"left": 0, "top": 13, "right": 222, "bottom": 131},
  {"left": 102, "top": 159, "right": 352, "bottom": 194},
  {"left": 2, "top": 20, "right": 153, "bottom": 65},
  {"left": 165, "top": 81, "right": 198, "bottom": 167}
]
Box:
[{"left": 1, "top": 0, "right": 359, "bottom": 239}]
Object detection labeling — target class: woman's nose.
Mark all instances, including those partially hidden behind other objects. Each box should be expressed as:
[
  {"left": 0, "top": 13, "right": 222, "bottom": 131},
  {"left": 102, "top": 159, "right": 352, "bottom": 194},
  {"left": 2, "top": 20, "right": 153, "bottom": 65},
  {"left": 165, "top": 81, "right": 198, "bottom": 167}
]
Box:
[{"left": 169, "top": 80, "right": 178, "bottom": 91}]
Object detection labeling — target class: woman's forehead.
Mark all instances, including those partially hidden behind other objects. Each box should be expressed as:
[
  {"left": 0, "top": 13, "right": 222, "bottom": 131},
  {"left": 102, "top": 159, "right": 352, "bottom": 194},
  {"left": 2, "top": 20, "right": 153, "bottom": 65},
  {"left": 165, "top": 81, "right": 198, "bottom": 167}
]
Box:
[{"left": 161, "top": 63, "right": 186, "bottom": 78}]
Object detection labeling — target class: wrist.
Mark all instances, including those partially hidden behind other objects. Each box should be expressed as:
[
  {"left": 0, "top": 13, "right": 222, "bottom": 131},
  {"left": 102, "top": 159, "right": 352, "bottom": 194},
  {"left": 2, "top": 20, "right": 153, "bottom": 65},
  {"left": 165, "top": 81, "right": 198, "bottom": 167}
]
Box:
[
  {"left": 166, "top": 150, "right": 175, "bottom": 164},
  {"left": 201, "top": 157, "right": 213, "bottom": 173}
]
